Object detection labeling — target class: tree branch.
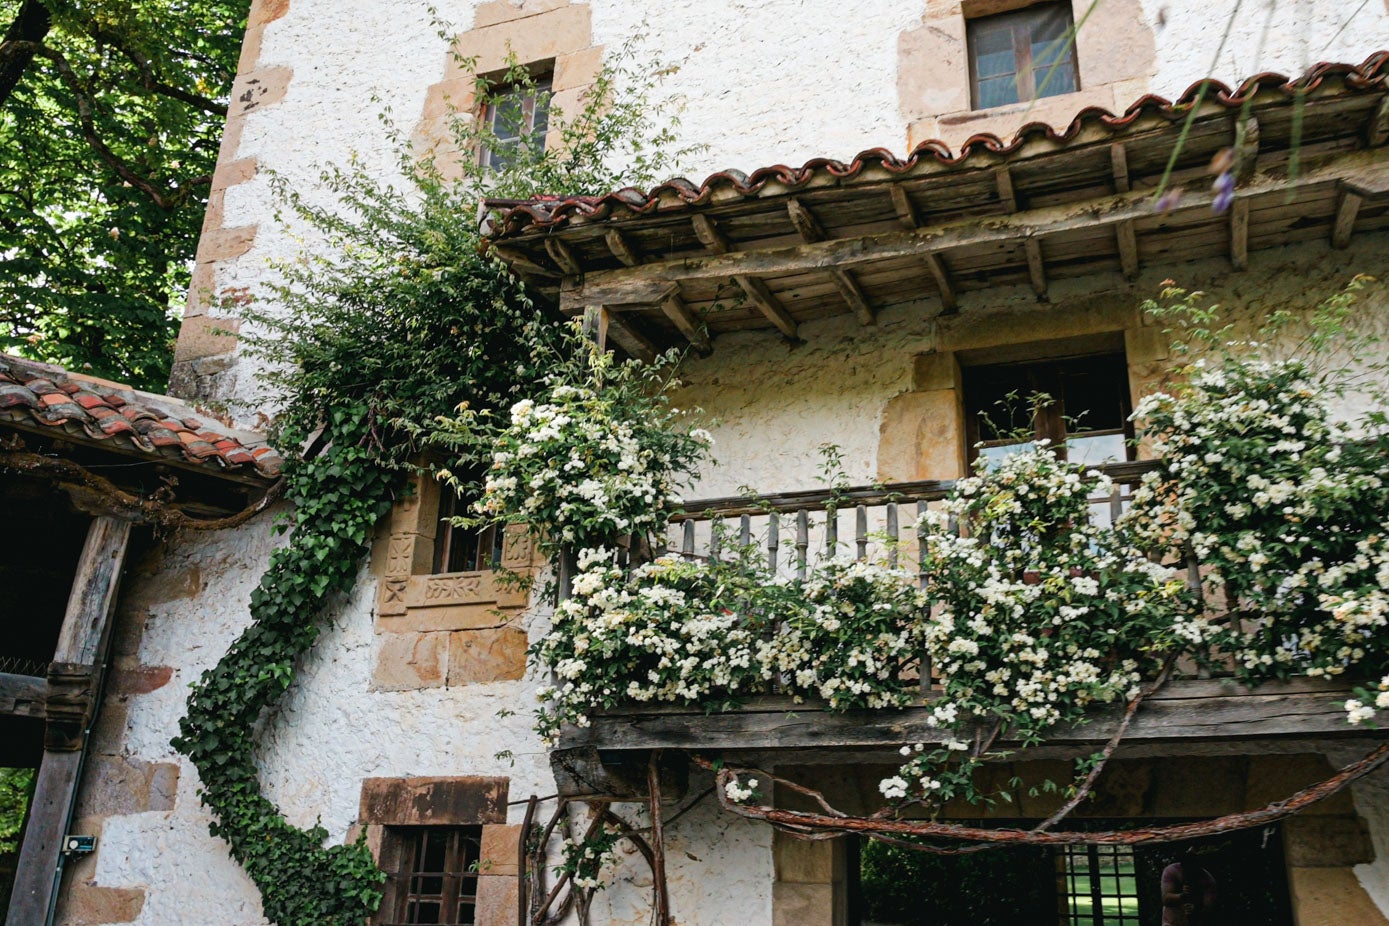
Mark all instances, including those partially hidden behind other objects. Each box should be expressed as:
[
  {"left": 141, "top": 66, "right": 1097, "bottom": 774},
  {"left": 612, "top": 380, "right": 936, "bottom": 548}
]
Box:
[{"left": 0, "top": 0, "right": 51, "bottom": 110}]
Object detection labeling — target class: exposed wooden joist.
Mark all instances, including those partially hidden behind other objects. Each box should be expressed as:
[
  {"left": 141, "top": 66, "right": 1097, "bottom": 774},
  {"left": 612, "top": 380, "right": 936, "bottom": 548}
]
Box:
[
  {"left": 1367, "top": 95, "right": 1389, "bottom": 148},
  {"left": 995, "top": 166, "right": 1018, "bottom": 212},
  {"left": 922, "top": 252, "right": 957, "bottom": 314},
  {"left": 659, "top": 289, "right": 712, "bottom": 355},
  {"left": 1234, "top": 115, "right": 1261, "bottom": 182},
  {"left": 1116, "top": 220, "right": 1139, "bottom": 279},
  {"left": 0, "top": 672, "right": 47, "bottom": 720},
  {"left": 786, "top": 197, "right": 827, "bottom": 242},
  {"left": 830, "top": 268, "right": 875, "bottom": 326},
  {"left": 1110, "top": 143, "right": 1130, "bottom": 193},
  {"left": 787, "top": 198, "right": 873, "bottom": 325},
  {"left": 889, "top": 184, "right": 918, "bottom": 229},
  {"left": 556, "top": 679, "right": 1377, "bottom": 756},
  {"left": 607, "top": 311, "right": 658, "bottom": 364},
  {"left": 1023, "top": 237, "right": 1047, "bottom": 298},
  {"left": 605, "top": 229, "right": 642, "bottom": 267},
  {"left": 1230, "top": 198, "right": 1250, "bottom": 270},
  {"left": 8, "top": 516, "right": 130, "bottom": 926},
  {"left": 735, "top": 275, "right": 798, "bottom": 339},
  {"left": 1331, "top": 188, "right": 1364, "bottom": 249},
  {"left": 691, "top": 214, "right": 731, "bottom": 254},
  {"left": 489, "top": 243, "right": 560, "bottom": 278},
  {"left": 544, "top": 237, "right": 583, "bottom": 276},
  {"left": 564, "top": 153, "right": 1389, "bottom": 308}
]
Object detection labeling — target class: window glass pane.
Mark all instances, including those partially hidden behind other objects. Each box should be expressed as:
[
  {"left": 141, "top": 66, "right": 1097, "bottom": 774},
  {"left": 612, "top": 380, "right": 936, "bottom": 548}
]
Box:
[
  {"left": 977, "top": 75, "right": 1020, "bottom": 108},
  {"left": 971, "top": 22, "right": 1016, "bottom": 75},
  {"left": 1066, "top": 432, "right": 1127, "bottom": 466}
]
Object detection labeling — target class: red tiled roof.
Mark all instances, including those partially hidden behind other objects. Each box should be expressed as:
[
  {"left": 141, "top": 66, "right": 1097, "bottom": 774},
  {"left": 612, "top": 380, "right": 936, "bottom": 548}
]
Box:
[
  {"left": 0, "top": 353, "right": 280, "bottom": 480},
  {"left": 485, "top": 52, "right": 1389, "bottom": 237}
]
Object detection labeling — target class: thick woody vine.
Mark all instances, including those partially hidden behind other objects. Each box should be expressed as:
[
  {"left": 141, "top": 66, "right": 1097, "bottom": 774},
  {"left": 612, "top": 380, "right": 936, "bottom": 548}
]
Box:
[
  {"left": 168, "top": 46, "right": 695, "bottom": 926},
  {"left": 448, "top": 279, "right": 1389, "bottom": 909}
]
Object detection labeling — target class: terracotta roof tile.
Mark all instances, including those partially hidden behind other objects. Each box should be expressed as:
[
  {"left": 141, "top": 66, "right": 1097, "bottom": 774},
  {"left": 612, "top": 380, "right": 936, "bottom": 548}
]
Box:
[
  {"left": 486, "top": 53, "right": 1389, "bottom": 238},
  {"left": 0, "top": 353, "right": 280, "bottom": 480}
]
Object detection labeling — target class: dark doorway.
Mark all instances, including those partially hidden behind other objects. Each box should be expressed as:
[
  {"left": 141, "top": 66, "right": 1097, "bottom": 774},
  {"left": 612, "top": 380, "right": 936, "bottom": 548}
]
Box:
[{"left": 852, "top": 822, "right": 1293, "bottom": 926}]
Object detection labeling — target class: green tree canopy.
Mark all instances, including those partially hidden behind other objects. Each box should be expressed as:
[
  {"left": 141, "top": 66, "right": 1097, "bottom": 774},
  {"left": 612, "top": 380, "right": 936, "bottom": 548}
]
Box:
[{"left": 0, "top": 0, "right": 248, "bottom": 389}]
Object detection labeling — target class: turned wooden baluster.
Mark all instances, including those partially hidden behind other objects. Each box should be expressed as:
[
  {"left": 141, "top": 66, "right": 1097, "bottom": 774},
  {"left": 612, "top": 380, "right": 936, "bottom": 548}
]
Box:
[
  {"left": 795, "top": 510, "right": 809, "bottom": 580},
  {"left": 855, "top": 505, "right": 868, "bottom": 561}
]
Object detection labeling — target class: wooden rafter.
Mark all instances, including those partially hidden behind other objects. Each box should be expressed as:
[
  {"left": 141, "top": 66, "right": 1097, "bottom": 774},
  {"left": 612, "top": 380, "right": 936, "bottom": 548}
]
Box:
[
  {"left": 889, "top": 184, "right": 918, "bottom": 230},
  {"left": 1023, "top": 237, "right": 1047, "bottom": 298},
  {"left": 691, "top": 214, "right": 731, "bottom": 254},
  {"left": 544, "top": 237, "right": 583, "bottom": 275},
  {"left": 1368, "top": 95, "right": 1389, "bottom": 148},
  {"left": 1116, "top": 219, "right": 1139, "bottom": 279},
  {"left": 787, "top": 197, "right": 874, "bottom": 325},
  {"left": 1331, "top": 188, "right": 1364, "bottom": 249},
  {"left": 996, "top": 166, "right": 1018, "bottom": 212},
  {"left": 605, "top": 228, "right": 642, "bottom": 267},
  {"left": 735, "top": 275, "right": 798, "bottom": 339},
  {"left": 1234, "top": 115, "right": 1261, "bottom": 181},
  {"left": 659, "top": 289, "right": 711, "bottom": 355},
  {"left": 1110, "top": 143, "right": 1130, "bottom": 193},
  {"left": 1230, "top": 199, "right": 1250, "bottom": 270},
  {"left": 923, "top": 252, "right": 957, "bottom": 314},
  {"left": 489, "top": 243, "right": 558, "bottom": 277}
]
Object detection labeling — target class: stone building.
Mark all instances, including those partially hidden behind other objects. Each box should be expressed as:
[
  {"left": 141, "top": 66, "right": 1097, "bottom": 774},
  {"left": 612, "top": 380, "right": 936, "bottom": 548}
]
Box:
[{"left": 4, "top": 1, "right": 1389, "bottom": 925}]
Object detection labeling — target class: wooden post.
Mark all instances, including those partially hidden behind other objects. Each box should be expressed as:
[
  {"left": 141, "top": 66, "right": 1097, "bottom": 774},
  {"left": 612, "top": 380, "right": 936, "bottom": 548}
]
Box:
[{"left": 7, "top": 516, "right": 131, "bottom": 926}]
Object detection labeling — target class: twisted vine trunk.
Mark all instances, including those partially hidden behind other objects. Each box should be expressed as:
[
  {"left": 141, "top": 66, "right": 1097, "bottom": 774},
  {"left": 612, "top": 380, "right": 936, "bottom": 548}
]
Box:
[{"left": 0, "top": 0, "right": 51, "bottom": 109}]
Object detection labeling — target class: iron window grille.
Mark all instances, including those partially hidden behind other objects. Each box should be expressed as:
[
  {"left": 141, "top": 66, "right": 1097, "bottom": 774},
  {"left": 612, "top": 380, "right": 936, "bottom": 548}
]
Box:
[{"left": 379, "top": 827, "right": 483, "bottom": 926}]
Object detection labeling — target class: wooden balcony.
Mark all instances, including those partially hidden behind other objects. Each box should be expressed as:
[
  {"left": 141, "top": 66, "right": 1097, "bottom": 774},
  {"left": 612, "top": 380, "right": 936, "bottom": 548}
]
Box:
[{"left": 549, "top": 462, "right": 1382, "bottom": 797}]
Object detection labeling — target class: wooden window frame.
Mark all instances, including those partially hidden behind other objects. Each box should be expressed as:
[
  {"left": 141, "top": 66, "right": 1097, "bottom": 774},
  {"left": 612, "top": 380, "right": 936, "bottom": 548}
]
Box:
[
  {"left": 1058, "top": 843, "right": 1142, "bottom": 925},
  {"left": 477, "top": 65, "right": 554, "bottom": 171},
  {"left": 966, "top": 1, "right": 1080, "bottom": 110},
  {"left": 433, "top": 487, "right": 502, "bottom": 575},
  {"left": 378, "top": 826, "right": 483, "bottom": 926}
]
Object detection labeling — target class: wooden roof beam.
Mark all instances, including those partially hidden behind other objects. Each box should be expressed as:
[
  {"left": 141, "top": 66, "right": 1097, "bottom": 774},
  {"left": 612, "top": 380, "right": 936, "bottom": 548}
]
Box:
[
  {"left": 1331, "top": 188, "right": 1364, "bottom": 249},
  {"left": 544, "top": 237, "right": 583, "bottom": 275},
  {"left": 691, "top": 214, "right": 731, "bottom": 254},
  {"left": 1023, "top": 238, "right": 1047, "bottom": 298},
  {"left": 890, "top": 184, "right": 919, "bottom": 230},
  {"left": 1110, "top": 143, "right": 1130, "bottom": 193},
  {"left": 1230, "top": 199, "right": 1250, "bottom": 270},
  {"left": 564, "top": 151, "right": 1389, "bottom": 306},
  {"left": 996, "top": 166, "right": 1018, "bottom": 212},
  {"left": 1367, "top": 95, "right": 1389, "bottom": 148},
  {"left": 787, "top": 197, "right": 874, "bottom": 325},
  {"left": 1116, "top": 219, "right": 1139, "bottom": 279},
  {"left": 735, "top": 275, "right": 798, "bottom": 339},
  {"left": 659, "top": 289, "right": 712, "bottom": 355},
  {"left": 490, "top": 243, "right": 560, "bottom": 278},
  {"left": 605, "top": 229, "right": 642, "bottom": 267},
  {"left": 923, "top": 252, "right": 957, "bottom": 315}
]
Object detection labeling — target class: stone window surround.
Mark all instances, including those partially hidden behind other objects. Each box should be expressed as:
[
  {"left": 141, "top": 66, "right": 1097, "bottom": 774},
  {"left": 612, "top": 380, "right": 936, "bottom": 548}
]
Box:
[
  {"left": 371, "top": 469, "right": 540, "bottom": 691},
  {"left": 355, "top": 776, "right": 520, "bottom": 926},
  {"left": 899, "top": 0, "right": 1156, "bottom": 152}
]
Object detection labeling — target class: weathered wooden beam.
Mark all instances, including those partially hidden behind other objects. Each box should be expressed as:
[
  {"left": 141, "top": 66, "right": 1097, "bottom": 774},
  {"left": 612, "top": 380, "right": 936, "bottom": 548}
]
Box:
[
  {"left": 1234, "top": 115, "right": 1261, "bottom": 182},
  {"left": 1229, "top": 198, "right": 1250, "bottom": 270},
  {"left": 607, "top": 313, "right": 658, "bottom": 364},
  {"left": 1367, "top": 95, "right": 1389, "bottom": 148},
  {"left": 830, "top": 268, "right": 875, "bottom": 326},
  {"left": 557, "top": 679, "right": 1376, "bottom": 755},
  {"left": 922, "top": 252, "right": 957, "bottom": 314},
  {"left": 996, "top": 166, "right": 1018, "bottom": 212},
  {"left": 605, "top": 228, "right": 642, "bottom": 267},
  {"left": 489, "top": 243, "right": 560, "bottom": 278},
  {"left": 889, "top": 184, "right": 918, "bottom": 229},
  {"left": 8, "top": 516, "right": 130, "bottom": 926},
  {"left": 691, "top": 214, "right": 731, "bottom": 254},
  {"left": 544, "top": 237, "right": 583, "bottom": 276},
  {"left": 659, "top": 290, "right": 711, "bottom": 355},
  {"left": 1116, "top": 219, "right": 1139, "bottom": 279},
  {"left": 786, "top": 197, "right": 827, "bottom": 242},
  {"left": 1110, "top": 142, "right": 1130, "bottom": 193},
  {"left": 1023, "top": 237, "right": 1047, "bottom": 297},
  {"left": 568, "top": 153, "right": 1389, "bottom": 306},
  {"left": 0, "top": 672, "right": 47, "bottom": 720},
  {"left": 735, "top": 275, "right": 798, "bottom": 339},
  {"left": 1331, "top": 188, "right": 1364, "bottom": 249}
]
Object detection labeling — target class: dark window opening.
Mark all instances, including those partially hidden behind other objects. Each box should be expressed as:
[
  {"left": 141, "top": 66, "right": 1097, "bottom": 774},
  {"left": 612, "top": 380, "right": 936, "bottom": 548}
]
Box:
[
  {"left": 968, "top": 2, "right": 1079, "bottom": 110},
  {"left": 379, "top": 827, "right": 483, "bottom": 926},
  {"left": 851, "top": 821, "right": 1293, "bottom": 926},
  {"left": 434, "top": 488, "right": 502, "bottom": 574},
  {"left": 963, "top": 353, "right": 1134, "bottom": 469},
  {"left": 479, "top": 69, "right": 552, "bottom": 171}
]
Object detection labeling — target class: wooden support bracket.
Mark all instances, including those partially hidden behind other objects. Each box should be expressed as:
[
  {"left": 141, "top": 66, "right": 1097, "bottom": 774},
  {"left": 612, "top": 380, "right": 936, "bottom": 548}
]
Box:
[
  {"left": 890, "top": 184, "right": 919, "bottom": 229},
  {"left": 922, "top": 252, "right": 957, "bottom": 314},
  {"left": 605, "top": 229, "right": 642, "bottom": 267},
  {"left": 1116, "top": 219, "right": 1139, "bottom": 279},
  {"left": 1331, "top": 188, "right": 1364, "bottom": 249},
  {"left": 1023, "top": 237, "right": 1047, "bottom": 298},
  {"left": 544, "top": 237, "right": 584, "bottom": 276},
  {"left": 659, "top": 289, "right": 712, "bottom": 354},
  {"left": 996, "top": 166, "right": 1018, "bottom": 212},
  {"left": 1110, "top": 143, "right": 1130, "bottom": 194},
  {"left": 735, "top": 275, "right": 798, "bottom": 339},
  {"left": 1230, "top": 199, "right": 1250, "bottom": 270},
  {"left": 691, "top": 214, "right": 731, "bottom": 254}
]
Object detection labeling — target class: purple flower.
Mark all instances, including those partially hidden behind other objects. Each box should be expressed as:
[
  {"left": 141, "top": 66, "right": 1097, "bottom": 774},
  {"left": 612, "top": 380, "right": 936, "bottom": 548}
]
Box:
[
  {"left": 1154, "top": 188, "right": 1183, "bottom": 214},
  {"left": 1212, "top": 172, "right": 1235, "bottom": 214}
]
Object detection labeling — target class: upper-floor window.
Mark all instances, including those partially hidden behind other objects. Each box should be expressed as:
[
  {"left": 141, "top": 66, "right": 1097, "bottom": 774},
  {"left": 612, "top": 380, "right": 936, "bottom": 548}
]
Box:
[
  {"left": 434, "top": 486, "right": 501, "bottom": 574},
  {"left": 378, "top": 827, "right": 482, "bottom": 926},
  {"left": 967, "top": 2, "right": 1079, "bottom": 110},
  {"left": 963, "top": 353, "right": 1133, "bottom": 469},
  {"left": 478, "top": 69, "right": 552, "bottom": 171}
]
